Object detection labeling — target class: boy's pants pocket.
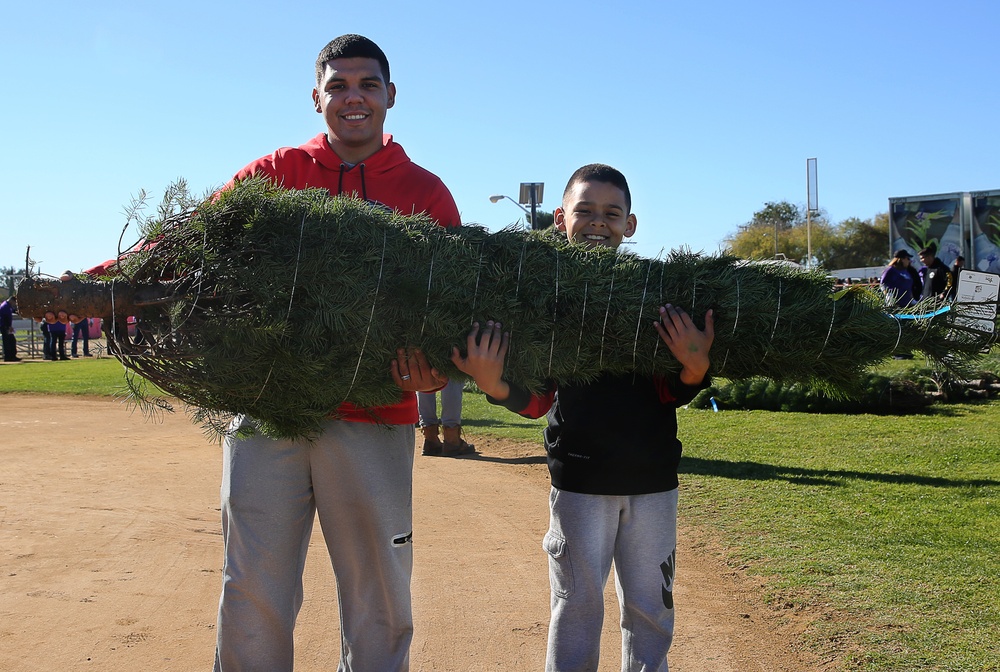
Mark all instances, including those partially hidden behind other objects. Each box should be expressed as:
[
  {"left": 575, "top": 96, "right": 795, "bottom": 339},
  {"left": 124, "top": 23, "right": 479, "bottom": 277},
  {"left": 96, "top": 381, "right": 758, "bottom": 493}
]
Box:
[{"left": 543, "top": 530, "right": 574, "bottom": 599}]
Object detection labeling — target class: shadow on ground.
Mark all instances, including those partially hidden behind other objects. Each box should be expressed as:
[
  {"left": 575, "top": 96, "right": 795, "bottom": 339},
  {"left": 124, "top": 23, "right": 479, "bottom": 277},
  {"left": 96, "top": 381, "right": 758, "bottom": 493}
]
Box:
[{"left": 680, "top": 456, "right": 1000, "bottom": 488}]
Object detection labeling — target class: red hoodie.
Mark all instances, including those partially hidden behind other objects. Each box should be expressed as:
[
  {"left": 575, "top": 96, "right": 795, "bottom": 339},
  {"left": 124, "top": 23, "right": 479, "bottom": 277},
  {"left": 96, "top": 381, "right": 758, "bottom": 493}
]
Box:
[
  {"left": 226, "top": 133, "right": 460, "bottom": 225},
  {"left": 90, "top": 133, "right": 460, "bottom": 425}
]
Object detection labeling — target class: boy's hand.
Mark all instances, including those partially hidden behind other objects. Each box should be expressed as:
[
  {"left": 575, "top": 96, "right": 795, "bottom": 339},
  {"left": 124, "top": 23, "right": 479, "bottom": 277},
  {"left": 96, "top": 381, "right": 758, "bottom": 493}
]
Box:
[
  {"left": 391, "top": 348, "right": 448, "bottom": 392},
  {"left": 450, "top": 321, "right": 511, "bottom": 401},
  {"left": 654, "top": 305, "right": 714, "bottom": 386}
]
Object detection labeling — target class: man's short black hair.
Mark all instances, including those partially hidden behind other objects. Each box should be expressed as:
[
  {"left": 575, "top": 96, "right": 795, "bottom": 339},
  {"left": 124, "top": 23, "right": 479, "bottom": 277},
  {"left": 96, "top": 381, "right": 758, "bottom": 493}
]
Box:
[
  {"left": 315, "top": 34, "right": 390, "bottom": 85},
  {"left": 563, "top": 163, "right": 632, "bottom": 213}
]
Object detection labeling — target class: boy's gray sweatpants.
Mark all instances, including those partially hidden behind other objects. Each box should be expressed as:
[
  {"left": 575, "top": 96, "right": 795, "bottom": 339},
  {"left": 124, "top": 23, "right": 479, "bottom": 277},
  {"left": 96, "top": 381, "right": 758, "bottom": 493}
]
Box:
[
  {"left": 214, "top": 417, "right": 415, "bottom": 672},
  {"left": 544, "top": 487, "right": 678, "bottom": 672}
]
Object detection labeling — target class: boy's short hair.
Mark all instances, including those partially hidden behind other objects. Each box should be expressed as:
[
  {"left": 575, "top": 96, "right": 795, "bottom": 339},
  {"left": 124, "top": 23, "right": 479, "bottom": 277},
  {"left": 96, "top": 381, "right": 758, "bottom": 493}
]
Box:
[
  {"left": 563, "top": 163, "right": 631, "bottom": 213},
  {"left": 315, "top": 34, "right": 390, "bottom": 85}
]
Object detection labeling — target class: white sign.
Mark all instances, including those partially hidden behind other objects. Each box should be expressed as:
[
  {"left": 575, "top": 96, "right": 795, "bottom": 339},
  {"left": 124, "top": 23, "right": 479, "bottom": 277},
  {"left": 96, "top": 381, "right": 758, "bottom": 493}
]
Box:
[{"left": 954, "top": 270, "right": 999, "bottom": 334}]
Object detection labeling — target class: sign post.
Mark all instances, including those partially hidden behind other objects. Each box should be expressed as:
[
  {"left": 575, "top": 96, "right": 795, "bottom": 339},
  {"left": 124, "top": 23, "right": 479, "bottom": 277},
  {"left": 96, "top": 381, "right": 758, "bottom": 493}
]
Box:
[{"left": 954, "top": 269, "right": 999, "bottom": 335}]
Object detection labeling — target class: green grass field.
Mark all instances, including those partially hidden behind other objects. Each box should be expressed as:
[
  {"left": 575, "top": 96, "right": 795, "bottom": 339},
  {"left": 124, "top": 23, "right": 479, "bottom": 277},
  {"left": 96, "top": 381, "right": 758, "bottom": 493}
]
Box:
[
  {"left": 2, "top": 358, "right": 997, "bottom": 670},
  {"left": 677, "top": 406, "right": 998, "bottom": 671}
]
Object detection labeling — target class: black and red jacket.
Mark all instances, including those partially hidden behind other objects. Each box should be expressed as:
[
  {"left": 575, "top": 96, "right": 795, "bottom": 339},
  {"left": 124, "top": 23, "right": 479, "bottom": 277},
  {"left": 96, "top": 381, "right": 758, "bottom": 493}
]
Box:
[{"left": 488, "top": 373, "right": 707, "bottom": 495}]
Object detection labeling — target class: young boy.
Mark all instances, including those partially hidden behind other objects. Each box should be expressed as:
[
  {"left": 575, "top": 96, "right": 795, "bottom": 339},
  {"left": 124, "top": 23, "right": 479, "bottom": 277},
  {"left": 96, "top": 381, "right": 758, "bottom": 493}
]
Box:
[{"left": 452, "top": 164, "right": 714, "bottom": 671}]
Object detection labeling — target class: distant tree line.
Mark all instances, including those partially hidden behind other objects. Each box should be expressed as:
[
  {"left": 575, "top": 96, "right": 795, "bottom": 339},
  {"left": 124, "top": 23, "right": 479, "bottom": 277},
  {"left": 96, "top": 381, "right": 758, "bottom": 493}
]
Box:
[
  {"left": 1, "top": 202, "right": 888, "bottom": 299},
  {"left": 723, "top": 201, "right": 889, "bottom": 269},
  {"left": 2, "top": 266, "right": 27, "bottom": 299}
]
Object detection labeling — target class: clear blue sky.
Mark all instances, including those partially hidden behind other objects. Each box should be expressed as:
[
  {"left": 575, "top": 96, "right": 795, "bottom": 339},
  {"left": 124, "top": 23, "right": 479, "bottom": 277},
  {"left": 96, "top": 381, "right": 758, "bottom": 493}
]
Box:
[{"left": 2, "top": 0, "right": 997, "bottom": 276}]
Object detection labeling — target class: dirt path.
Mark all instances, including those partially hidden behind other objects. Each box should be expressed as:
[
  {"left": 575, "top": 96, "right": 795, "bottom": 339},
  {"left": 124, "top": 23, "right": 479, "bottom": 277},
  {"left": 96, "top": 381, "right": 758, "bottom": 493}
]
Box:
[{"left": 0, "top": 394, "right": 827, "bottom": 671}]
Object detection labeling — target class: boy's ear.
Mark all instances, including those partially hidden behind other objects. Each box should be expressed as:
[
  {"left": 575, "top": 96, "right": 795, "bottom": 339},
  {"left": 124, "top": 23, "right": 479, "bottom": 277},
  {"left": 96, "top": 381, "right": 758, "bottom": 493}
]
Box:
[
  {"left": 553, "top": 207, "right": 567, "bottom": 232},
  {"left": 386, "top": 82, "right": 396, "bottom": 109},
  {"left": 312, "top": 87, "right": 322, "bottom": 114},
  {"left": 624, "top": 213, "right": 637, "bottom": 238}
]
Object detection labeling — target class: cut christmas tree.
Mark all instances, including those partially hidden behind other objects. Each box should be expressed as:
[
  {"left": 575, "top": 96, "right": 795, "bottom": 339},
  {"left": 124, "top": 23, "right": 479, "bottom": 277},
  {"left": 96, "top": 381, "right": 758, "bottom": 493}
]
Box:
[{"left": 16, "top": 178, "right": 998, "bottom": 438}]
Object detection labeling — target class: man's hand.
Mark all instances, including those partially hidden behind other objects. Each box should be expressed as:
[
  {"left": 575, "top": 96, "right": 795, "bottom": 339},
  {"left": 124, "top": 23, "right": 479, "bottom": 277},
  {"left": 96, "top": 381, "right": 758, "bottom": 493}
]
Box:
[
  {"left": 450, "top": 321, "right": 511, "bottom": 401},
  {"left": 654, "top": 305, "right": 714, "bottom": 386},
  {"left": 391, "top": 348, "right": 448, "bottom": 392}
]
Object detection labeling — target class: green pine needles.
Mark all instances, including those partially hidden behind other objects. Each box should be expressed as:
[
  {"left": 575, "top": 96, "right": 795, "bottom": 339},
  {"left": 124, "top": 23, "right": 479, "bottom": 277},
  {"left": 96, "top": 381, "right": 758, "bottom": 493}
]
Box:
[{"left": 16, "top": 178, "right": 998, "bottom": 438}]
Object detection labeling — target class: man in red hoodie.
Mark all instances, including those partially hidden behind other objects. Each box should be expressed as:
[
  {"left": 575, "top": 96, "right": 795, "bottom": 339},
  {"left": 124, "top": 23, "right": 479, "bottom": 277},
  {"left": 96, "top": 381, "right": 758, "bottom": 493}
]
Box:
[{"left": 212, "top": 35, "right": 460, "bottom": 672}]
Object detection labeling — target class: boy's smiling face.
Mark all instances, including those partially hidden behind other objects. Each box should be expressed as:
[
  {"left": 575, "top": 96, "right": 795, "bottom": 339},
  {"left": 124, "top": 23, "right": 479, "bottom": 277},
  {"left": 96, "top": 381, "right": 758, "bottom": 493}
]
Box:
[{"left": 555, "top": 179, "right": 637, "bottom": 250}]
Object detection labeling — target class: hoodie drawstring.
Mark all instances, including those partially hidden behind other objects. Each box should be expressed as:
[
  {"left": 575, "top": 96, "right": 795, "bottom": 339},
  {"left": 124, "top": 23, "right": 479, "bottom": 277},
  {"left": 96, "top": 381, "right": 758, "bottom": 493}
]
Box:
[{"left": 337, "top": 163, "right": 368, "bottom": 202}]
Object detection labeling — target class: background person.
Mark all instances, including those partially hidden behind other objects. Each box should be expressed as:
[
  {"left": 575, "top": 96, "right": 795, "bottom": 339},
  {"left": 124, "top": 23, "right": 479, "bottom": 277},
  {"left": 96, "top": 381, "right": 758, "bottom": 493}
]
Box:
[
  {"left": 41, "top": 311, "right": 56, "bottom": 361},
  {"left": 54, "top": 311, "right": 70, "bottom": 361},
  {"left": 948, "top": 255, "right": 965, "bottom": 300},
  {"left": 70, "top": 314, "right": 91, "bottom": 357},
  {"left": 1, "top": 295, "right": 19, "bottom": 362},
  {"left": 880, "top": 249, "right": 917, "bottom": 308},
  {"left": 418, "top": 380, "right": 475, "bottom": 456},
  {"left": 918, "top": 244, "right": 952, "bottom": 301}
]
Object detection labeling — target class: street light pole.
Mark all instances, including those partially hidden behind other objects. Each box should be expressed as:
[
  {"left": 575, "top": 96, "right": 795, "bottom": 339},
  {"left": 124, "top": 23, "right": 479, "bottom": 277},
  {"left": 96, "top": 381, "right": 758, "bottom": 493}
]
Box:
[
  {"left": 529, "top": 184, "right": 538, "bottom": 230},
  {"left": 489, "top": 194, "right": 531, "bottom": 226},
  {"left": 518, "top": 182, "right": 545, "bottom": 230},
  {"left": 806, "top": 158, "right": 818, "bottom": 269}
]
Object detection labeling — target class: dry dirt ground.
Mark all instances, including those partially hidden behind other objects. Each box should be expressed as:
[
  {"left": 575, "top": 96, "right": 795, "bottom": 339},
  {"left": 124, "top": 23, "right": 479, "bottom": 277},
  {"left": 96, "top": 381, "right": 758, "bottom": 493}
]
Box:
[{"left": 1, "top": 393, "right": 834, "bottom": 671}]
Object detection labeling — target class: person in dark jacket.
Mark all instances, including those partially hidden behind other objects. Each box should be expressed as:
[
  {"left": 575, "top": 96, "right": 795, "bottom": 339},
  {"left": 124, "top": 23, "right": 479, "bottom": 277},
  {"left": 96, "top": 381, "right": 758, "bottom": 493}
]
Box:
[
  {"left": 41, "top": 311, "right": 56, "bottom": 360},
  {"left": 918, "top": 244, "right": 952, "bottom": 301},
  {"left": 1, "top": 296, "right": 19, "bottom": 361},
  {"left": 948, "top": 255, "right": 965, "bottom": 299},
  {"left": 69, "top": 314, "right": 91, "bottom": 357},
  {"left": 452, "top": 164, "right": 714, "bottom": 672}
]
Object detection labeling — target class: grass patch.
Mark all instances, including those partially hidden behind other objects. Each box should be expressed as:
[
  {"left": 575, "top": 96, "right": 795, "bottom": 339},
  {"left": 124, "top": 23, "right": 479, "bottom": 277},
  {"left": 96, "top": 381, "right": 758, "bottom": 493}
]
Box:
[
  {"left": 0, "top": 356, "right": 131, "bottom": 396},
  {"left": 459, "top": 388, "right": 548, "bottom": 443},
  {"left": 676, "top": 404, "right": 1000, "bottom": 671}
]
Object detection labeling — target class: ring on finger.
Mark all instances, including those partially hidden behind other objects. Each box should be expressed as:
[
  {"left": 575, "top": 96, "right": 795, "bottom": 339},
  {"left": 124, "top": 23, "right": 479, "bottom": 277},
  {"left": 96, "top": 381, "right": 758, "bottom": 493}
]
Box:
[{"left": 401, "top": 374, "right": 411, "bottom": 380}]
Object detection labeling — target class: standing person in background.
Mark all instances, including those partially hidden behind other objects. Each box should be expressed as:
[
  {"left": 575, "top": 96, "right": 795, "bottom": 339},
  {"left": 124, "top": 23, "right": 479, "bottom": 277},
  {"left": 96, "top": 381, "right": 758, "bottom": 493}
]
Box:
[
  {"left": 209, "top": 34, "right": 461, "bottom": 672},
  {"left": 54, "top": 311, "right": 70, "bottom": 361},
  {"left": 69, "top": 314, "right": 92, "bottom": 357},
  {"left": 41, "top": 311, "right": 55, "bottom": 360},
  {"left": 880, "top": 249, "right": 917, "bottom": 308},
  {"left": 905, "top": 255, "right": 922, "bottom": 300},
  {"left": 452, "top": 164, "right": 714, "bottom": 672},
  {"left": 1, "top": 296, "right": 19, "bottom": 362},
  {"left": 418, "top": 381, "right": 475, "bottom": 456},
  {"left": 948, "top": 255, "right": 964, "bottom": 300},
  {"left": 918, "top": 244, "right": 952, "bottom": 302}
]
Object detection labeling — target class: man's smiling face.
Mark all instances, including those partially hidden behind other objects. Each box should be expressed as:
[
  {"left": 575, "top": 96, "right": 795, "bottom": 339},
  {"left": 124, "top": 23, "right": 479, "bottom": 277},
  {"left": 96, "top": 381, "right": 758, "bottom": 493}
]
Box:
[
  {"left": 312, "top": 57, "right": 396, "bottom": 164},
  {"left": 555, "top": 179, "right": 637, "bottom": 249}
]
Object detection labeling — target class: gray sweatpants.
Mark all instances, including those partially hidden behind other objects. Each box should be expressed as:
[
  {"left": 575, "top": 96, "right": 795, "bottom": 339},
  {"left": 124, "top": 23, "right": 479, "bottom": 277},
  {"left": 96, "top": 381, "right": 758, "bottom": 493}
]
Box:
[
  {"left": 544, "top": 487, "right": 678, "bottom": 672},
  {"left": 214, "top": 417, "right": 415, "bottom": 672}
]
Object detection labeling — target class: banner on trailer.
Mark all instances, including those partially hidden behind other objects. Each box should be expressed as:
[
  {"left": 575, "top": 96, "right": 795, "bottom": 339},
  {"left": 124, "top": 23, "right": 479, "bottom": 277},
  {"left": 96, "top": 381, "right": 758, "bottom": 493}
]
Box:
[
  {"left": 889, "top": 194, "right": 964, "bottom": 268},
  {"left": 971, "top": 191, "right": 1000, "bottom": 274}
]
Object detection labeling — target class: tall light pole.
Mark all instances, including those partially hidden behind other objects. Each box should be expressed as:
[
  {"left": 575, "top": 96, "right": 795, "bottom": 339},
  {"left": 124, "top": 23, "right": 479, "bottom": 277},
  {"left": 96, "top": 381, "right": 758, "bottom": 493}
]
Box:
[
  {"left": 806, "top": 158, "right": 818, "bottom": 269},
  {"left": 518, "top": 183, "right": 544, "bottom": 230},
  {"left": 489, "top": 194, "right": 531, "bottom": 226}
]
